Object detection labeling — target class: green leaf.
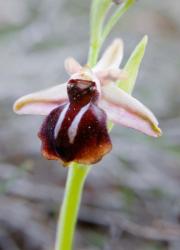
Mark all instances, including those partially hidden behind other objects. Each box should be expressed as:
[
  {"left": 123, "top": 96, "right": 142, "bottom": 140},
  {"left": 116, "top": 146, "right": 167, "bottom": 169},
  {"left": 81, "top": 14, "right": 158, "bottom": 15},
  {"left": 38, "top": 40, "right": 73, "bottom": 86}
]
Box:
[{"left": 118, "top": 35, "right": 148, "bottom": 94}]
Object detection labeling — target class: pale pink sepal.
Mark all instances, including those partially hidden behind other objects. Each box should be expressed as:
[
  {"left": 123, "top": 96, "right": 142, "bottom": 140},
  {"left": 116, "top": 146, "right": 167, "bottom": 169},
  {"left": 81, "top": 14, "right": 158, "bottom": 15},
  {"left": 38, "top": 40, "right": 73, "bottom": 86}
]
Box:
[
  {"left": 64, "top": 57, "right": 82, "bottom": 75},
  {"left": 100, "top": 84, "right": 162, "bottom": 137},
  {"left": 94, "top": 39, "right": 124, "bottom": 71},
  {"left": 13, "top": 83, "right": 68, "bottom": 115}
]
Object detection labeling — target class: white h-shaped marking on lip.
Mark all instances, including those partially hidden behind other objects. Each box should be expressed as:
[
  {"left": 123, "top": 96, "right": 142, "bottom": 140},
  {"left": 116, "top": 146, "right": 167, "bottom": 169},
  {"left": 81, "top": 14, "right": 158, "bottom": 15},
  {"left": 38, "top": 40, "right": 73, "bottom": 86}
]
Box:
[
  {"left": 68, "top": 103, "right": 90, "bottom": 144},
  {"left": 54, "top": 104, "right": 70, "bottom": 139}
]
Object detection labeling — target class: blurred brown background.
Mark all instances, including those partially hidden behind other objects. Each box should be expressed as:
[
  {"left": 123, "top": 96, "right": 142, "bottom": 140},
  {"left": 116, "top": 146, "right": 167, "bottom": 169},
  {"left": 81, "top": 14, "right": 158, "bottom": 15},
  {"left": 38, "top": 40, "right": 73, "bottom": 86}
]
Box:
[{"left": 0, "top": 0, "right": 180, "bottom": 249}]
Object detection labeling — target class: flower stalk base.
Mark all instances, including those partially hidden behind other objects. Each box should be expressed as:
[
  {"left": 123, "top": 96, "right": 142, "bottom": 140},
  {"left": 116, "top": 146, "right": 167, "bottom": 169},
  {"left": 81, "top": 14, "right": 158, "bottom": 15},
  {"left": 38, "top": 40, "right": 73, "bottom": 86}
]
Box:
[{"left": 55, "top": 163, "right": 90, "bottom": 250}]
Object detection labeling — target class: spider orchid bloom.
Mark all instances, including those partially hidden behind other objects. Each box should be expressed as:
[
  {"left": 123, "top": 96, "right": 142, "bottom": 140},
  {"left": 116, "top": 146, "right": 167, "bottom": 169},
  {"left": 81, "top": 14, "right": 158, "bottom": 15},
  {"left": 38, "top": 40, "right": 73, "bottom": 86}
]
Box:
[{"left": 14, "top": 39, "right": 161, "bottom": 165}]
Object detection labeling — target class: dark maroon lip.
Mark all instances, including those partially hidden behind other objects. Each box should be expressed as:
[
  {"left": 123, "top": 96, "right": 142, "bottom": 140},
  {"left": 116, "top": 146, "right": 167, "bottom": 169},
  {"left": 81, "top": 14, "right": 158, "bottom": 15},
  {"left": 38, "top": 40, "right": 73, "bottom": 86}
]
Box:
[
  {"left": 38, "top": 77, "right": 112, "bottom": 165},
  {"left": 38, "top": 103, "right": 112, "bottom": 165}
]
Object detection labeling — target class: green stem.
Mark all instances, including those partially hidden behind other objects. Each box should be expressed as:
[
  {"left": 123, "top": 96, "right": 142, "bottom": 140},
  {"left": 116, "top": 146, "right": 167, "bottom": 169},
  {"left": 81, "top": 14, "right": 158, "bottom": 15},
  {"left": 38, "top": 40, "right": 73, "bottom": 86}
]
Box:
[
  {"left": 55, "top": 163, "right": 91, "bottom": 250},
  {"left": 87, "top": 0, "right": 135, "bottom": 66},
  {"left": 102, "top": 0, "right": 135, "bottom": 43},
  {"left": 88, "top": 41, "right": 101, "bottom": 68},
  {"left": 88, "top": 0, "right": 112, "bottom": 67}
]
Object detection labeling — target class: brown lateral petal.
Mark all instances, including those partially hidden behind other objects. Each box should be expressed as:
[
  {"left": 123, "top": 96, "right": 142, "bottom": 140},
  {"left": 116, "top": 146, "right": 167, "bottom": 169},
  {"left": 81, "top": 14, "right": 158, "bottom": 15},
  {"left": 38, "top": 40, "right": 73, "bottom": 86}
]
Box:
[{"left": 38, "top": 103, "right": 112, "bottom": 165}]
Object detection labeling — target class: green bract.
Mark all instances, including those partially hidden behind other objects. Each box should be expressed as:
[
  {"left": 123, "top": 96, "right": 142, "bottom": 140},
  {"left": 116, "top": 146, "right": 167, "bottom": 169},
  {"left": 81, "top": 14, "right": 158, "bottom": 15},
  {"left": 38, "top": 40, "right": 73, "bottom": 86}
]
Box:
[{"left": 118, "top": 36, "right": 148, "bottom": 94}]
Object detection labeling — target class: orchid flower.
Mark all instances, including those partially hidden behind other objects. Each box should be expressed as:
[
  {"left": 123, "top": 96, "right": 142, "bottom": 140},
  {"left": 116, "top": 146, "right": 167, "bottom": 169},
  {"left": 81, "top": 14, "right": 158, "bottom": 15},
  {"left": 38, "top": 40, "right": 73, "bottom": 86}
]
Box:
[{"left": 14, "top": 39, "right": 161, "bottom": 165}]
